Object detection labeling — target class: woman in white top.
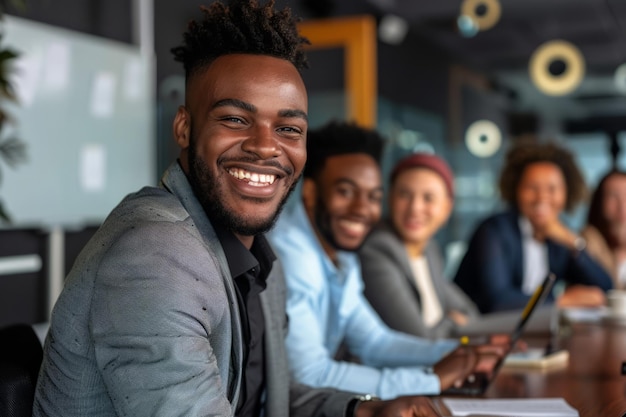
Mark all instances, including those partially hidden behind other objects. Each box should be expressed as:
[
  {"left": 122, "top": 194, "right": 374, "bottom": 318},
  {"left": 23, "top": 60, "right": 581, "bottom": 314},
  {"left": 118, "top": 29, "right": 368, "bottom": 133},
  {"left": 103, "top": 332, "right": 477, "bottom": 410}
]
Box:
[{"left": 359, "top": 153, "right": 480, "bottom": 338}]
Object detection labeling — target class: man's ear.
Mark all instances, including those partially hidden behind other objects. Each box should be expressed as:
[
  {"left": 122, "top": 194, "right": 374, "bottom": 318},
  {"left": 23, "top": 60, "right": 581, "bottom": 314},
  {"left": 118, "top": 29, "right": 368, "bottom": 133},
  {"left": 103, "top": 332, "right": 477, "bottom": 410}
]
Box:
[
  {"left": 173, "top": 105, "right": 191, "bottom": 149},
  {"left": 301, "top": 178, "right": 317, "bottom": 213}
]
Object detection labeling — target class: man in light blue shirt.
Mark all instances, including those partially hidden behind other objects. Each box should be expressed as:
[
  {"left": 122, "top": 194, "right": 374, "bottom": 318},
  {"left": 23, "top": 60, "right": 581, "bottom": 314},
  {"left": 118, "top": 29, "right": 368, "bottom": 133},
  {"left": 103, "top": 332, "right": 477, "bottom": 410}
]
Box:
[{"left": 268, "top": 121, "right": 504, "bottom": 400}]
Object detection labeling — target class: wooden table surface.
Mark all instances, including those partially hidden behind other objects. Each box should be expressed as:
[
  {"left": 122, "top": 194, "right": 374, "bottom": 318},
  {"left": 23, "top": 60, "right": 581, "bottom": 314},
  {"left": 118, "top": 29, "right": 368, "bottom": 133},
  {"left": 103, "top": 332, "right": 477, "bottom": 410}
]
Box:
[{"left": 438, "top": 319, "right": 626, "bottom": 417}]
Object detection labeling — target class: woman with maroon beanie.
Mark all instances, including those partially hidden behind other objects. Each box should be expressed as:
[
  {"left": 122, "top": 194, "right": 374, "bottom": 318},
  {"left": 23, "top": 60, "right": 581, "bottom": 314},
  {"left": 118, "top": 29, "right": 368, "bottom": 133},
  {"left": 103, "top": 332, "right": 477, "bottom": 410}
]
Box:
[{"left": 359, "top": 153, "right": 480, "bottom": 338}]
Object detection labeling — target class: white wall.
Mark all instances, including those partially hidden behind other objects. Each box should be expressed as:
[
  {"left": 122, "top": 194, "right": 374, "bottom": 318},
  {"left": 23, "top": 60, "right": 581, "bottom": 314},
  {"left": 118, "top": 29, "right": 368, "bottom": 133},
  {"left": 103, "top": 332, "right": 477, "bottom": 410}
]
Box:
[{"left": 2, "top": 16, "right": 155, "bottom": 227}]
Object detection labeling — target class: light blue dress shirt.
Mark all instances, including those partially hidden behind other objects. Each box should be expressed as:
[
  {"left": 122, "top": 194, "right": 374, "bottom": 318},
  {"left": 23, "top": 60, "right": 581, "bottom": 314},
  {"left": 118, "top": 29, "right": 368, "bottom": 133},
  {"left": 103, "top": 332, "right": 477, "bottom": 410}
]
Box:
[{"left": 268, "top": 201, "right": 458, "bottom": 399}]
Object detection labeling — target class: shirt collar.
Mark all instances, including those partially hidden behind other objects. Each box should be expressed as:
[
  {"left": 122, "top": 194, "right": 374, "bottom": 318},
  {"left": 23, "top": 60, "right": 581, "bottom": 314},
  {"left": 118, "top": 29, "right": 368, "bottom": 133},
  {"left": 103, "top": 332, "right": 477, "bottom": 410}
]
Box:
[
  {"left": 518, "top": 215, "right": 534, "bottom": 239},
  {"left": 291, "top": 200, "right": 358, "bottom": 279},
  {"left": 212, "top": 221, "right": 276, "bottom": 280}
]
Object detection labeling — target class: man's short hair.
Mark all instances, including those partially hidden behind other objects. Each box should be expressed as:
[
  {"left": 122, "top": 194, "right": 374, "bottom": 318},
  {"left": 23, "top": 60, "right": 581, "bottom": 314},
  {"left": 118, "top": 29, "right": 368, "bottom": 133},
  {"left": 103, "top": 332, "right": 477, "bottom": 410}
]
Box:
[
  {"left": 304, "top": 120, "right": 386, "bottom": 179},
  {"left": 171, "top": 0, "right": 309, "bottom": 80}
]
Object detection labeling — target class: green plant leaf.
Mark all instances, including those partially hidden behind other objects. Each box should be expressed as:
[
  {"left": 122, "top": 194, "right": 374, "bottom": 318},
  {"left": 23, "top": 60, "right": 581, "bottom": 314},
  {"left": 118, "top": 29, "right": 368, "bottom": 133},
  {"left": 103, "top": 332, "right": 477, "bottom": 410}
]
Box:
[
  {"left": 0, "top": 110, "right": 8, "bottom": 127},
  {"left": 0, "top": 48, "right": 19, "bottom": 61},
  {"left": 0, "top": 199, "right": 11, "bottom": 223},
  {"left": 0, "top": 0, "right": 28, "bottom": 223},
  {"left": 0, "top": 42, "right": 20, "bottom": 101},
  {"left": 0, "top": 136, "right": 27, "bottom": 168},
  {"left": 0, "top": 0, "right": 28, "bottom": 14}
]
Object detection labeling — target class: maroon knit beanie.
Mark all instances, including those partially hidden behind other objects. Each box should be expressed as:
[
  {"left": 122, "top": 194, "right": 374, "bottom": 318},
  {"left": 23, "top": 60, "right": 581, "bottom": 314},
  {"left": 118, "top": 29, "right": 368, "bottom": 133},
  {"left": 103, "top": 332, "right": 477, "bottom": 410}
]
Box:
[{"left": 390, "top": 153, "right": 455, "bottom": 198}]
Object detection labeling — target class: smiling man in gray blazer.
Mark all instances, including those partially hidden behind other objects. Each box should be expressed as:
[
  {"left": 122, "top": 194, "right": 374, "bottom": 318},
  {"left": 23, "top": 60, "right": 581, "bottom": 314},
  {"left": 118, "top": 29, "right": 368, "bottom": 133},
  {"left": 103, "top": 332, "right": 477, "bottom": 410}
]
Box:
[{"left": 32, "top": 1, "right": 442, "bottom": 416}]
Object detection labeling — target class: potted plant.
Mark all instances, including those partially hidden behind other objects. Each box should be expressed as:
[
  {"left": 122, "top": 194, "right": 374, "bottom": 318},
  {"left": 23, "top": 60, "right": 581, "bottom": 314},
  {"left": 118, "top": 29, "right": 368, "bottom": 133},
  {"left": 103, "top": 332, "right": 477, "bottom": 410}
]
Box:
[{"left": 0, "top": 0, "right": 28, "bottom": 222}]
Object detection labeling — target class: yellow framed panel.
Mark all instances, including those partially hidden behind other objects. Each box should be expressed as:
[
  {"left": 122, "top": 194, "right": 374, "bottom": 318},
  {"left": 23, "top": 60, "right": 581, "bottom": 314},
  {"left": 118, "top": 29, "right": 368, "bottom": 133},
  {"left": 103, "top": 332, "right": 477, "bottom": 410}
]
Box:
[{"left": 298, "top": 15, "right": 377, "bottom": 128}]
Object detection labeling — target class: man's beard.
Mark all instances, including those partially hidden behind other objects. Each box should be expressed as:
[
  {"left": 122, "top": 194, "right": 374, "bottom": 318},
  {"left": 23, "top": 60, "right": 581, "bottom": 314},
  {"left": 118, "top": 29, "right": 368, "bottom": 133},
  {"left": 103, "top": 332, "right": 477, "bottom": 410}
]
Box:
[
  {"left": 187, "top": 143, "right": 298, "bottom": 236},
  {"left": 313, "top": 194, "right": 366, "bottom": 253}
]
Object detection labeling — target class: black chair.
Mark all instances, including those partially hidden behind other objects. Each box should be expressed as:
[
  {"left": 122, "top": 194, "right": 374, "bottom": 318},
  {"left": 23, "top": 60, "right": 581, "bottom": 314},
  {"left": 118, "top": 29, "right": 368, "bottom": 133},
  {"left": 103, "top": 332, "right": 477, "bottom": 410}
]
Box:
[{"left": 0, "top": 324, "right": 43, "bottom": 417}]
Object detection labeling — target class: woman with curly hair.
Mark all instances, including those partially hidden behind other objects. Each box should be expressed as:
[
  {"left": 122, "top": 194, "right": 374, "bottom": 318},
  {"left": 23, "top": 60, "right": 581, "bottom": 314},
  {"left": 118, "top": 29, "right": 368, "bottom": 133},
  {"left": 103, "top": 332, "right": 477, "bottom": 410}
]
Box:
[{"left": 453, "top": 140, "right": 613, "bottom": 313}]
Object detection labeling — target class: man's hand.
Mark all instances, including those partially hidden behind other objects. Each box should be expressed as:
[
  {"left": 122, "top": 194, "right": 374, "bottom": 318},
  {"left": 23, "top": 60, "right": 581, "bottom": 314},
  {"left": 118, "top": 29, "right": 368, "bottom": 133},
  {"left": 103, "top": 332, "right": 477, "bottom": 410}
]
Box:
[
  {"left": 433, "top": 343, "right": 507, "bottom": 389},
  {"left": 471, "top": 343, "right": 507, "bottom": 374},
  {"left": 432, "top": 345, "right": 478, "bottom": 389},
  {"left": 354, "top": 396, "right": 441, "bottom": 417},
  {"left": 487, "top": 333, "right": 527, "bottom": 352}
]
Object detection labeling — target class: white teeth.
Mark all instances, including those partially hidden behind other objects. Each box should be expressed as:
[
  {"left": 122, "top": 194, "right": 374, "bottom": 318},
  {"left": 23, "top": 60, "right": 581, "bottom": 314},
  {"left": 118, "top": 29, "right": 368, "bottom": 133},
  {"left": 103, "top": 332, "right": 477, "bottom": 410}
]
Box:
[
  {"left": 228, "top": 168, "right": 276, "bottom": 185},
  {"left": 339, "top": 219, "right": 367, "bottom": 234}
]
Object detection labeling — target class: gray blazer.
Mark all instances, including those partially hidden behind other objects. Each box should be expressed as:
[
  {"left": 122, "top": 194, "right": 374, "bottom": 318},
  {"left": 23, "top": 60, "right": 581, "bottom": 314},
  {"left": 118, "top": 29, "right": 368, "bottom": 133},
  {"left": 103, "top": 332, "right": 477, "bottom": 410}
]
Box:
[
  {"left": 359, "top": 223, "right": 479, "bottom": 339},
  {"left": 33, "top": 162, "right": 355, "bottom": 417}
]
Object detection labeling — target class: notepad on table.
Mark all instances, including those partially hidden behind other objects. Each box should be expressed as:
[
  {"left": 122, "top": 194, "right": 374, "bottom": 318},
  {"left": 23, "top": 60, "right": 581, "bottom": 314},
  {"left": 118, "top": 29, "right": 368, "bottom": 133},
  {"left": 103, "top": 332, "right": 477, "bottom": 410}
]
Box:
[
  {"left": 502, "top": 347, "right": 569, "bottom": 369},
  {"left": 442, "top": 397, "right": 579, "bottom": 416}
]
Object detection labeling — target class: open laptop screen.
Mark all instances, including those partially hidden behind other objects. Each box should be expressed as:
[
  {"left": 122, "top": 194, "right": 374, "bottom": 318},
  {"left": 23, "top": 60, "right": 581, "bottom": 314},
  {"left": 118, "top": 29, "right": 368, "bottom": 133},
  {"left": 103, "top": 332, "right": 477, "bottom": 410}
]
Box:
[
  {"left": 442, "top": 272, "right": 557, "bottom": 396},
  {"left": 511, "top": 272, "right": 557, "bottom": 343}
]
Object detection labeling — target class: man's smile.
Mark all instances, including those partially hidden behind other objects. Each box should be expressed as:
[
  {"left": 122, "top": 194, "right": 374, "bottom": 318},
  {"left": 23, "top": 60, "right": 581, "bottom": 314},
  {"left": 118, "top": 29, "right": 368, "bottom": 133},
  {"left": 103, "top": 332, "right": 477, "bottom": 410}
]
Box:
[{"left": 228, "top": 167, "right": 277, "bottom": 186}]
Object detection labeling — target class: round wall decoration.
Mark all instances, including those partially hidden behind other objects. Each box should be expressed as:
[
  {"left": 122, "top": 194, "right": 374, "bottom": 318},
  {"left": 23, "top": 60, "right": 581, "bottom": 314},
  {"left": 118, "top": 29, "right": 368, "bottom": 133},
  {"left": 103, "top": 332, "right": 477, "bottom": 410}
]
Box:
[
  {"left": 529, "top": 40, "right": 585, "bottom": 96},
  {"left": 460, "top": 0, "right": 502, "bottom": 32},
  {"left": 465, "top": 119, "right": 502, "bottom": 158}
]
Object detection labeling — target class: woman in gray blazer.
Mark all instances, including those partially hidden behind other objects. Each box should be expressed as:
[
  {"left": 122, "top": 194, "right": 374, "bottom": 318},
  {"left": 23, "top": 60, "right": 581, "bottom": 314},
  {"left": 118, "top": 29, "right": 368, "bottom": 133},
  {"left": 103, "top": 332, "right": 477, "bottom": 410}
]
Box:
[{"left": 360, "top": 153, "right": 479, "bottom": 339}]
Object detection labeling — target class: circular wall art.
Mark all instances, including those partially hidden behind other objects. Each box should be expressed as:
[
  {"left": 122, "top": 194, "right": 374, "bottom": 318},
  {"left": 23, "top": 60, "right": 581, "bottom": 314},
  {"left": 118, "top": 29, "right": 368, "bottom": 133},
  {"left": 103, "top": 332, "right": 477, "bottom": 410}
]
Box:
[
  {"left": 465, "top": 119, "right": 502, "bottom": 158},
  {"left": 529, "top": 40, "right": 585, "bottom": 96},
  {"left": 460, "top": 0, "right": 502, "bottom": 32}
]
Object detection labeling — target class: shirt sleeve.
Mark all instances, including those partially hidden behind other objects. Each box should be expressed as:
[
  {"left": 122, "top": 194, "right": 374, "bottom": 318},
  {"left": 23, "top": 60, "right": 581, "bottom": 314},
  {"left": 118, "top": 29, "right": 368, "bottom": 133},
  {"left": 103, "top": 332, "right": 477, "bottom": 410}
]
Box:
[
  {"left": 561, "top": 243, "right": 614, "bottom": 291},
  {"left": 285, "top": 281, "right": 459, "bottom": 399},
  {"left": 282, "top": 250, "right": 457, "bottom": 400}
]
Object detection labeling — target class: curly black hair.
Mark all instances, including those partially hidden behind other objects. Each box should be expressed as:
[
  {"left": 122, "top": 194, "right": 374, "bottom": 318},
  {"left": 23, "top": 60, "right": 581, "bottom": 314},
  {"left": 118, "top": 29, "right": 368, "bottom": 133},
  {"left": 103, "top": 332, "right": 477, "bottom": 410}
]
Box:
[
  {"left": 498, "top": 140, "right": 587, "bottom": 212},
  {"left": 304, "top": 120, "right": 386, "bottom": 179},
  {"left": 171, "top": 0, "right": 309, "bottom": 79}
]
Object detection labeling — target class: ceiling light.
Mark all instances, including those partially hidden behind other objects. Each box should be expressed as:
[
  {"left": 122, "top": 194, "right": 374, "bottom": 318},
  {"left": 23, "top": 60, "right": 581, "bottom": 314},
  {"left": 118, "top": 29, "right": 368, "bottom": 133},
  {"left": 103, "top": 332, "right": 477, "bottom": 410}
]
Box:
[
  {"left": 378, "top": 14, "right": 408, "bottom": 45},
  {"left": 457, "top": 15, "right": 479, "bottom": 38}
]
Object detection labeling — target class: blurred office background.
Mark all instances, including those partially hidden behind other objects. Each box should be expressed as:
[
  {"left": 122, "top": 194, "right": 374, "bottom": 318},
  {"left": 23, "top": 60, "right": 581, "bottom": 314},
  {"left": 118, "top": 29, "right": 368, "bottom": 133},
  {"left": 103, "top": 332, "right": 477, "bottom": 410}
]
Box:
[{"left": 0, "top": 0, "right": 625, "bottom": 326}]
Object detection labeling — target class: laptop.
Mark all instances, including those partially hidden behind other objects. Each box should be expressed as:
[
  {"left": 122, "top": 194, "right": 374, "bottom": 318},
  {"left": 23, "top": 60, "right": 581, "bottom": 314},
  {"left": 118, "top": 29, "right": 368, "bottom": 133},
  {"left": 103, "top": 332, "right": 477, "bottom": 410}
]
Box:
[{"left": 441, "top": 272, "right": 557, "bottom": 396}]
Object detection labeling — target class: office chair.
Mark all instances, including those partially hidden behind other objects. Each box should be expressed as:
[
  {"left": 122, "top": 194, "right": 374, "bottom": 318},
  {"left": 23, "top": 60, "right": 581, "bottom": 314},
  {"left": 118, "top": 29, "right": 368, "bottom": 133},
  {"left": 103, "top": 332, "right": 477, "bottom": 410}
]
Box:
[{"left": 0, "top": 323, "right": 43, "bottom": 417}]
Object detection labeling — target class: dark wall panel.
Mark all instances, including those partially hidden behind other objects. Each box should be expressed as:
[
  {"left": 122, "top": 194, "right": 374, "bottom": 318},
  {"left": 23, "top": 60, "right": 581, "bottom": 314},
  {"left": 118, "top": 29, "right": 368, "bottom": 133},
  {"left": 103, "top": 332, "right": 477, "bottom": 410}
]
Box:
[
  {"left": 0, "top": 229, "right": 48, "bottom": 327},
  {"left": 5, "top": 0, "right": 132, "bottom": 44}
]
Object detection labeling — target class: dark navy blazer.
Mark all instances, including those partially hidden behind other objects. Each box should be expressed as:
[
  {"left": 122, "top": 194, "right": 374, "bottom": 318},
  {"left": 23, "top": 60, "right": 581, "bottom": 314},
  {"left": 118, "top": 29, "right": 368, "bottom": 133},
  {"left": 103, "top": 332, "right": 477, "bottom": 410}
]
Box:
[{"left": 453, "top": 210, "right": 613, "bottom": 314}]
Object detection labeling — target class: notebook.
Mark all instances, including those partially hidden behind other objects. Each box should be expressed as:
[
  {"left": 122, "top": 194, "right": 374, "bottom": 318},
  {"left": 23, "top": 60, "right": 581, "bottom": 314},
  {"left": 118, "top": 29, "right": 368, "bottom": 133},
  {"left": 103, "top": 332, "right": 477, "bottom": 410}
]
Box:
[
  {"left": 441, "top": 272, "right": 557, "bottom": 396},
  {"left": 442, "top": 397, "right": 579, "bottom": 416},
  {"left": 502, "top": 347, "right": 569, "bottom": 370}
]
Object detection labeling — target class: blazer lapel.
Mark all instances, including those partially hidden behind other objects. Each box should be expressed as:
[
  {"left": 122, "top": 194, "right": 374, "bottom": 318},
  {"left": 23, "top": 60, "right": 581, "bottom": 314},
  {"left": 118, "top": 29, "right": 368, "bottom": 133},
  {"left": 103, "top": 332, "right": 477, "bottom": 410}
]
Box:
[
  {"left": 161, "top": 162, "right": 243, "bottom": 407},
  {"left": 424, "top": 242, "right": 445, "bottom": 309},
  {"left": 260, "top": 261, "right": 290, "bottom": 417}
]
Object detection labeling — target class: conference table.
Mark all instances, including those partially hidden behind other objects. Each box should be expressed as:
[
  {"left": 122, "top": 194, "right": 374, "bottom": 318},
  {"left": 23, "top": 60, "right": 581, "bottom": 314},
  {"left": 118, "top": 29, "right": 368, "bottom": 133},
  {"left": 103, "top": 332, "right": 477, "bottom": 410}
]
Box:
[{"left": 436, "top": 309, "right": 626, "bottom": 417}]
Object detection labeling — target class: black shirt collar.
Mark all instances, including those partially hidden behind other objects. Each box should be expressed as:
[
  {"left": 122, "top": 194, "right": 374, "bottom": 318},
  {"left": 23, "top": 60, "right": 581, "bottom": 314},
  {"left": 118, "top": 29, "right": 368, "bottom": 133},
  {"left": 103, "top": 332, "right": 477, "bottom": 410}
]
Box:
[{"left": 212, "top": 222, "right": 276, "bottom": 283}]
